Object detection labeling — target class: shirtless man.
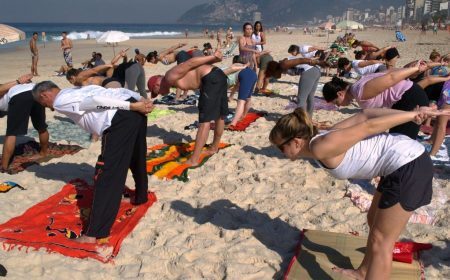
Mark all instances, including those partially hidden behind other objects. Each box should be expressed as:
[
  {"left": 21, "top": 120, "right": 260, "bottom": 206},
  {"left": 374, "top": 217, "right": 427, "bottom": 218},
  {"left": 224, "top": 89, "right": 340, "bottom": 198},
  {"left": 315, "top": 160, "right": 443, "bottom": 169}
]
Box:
[
  {"left": 61, "top": 32, "right": 73, "bottom": 68},
  {"left": 29, "top": 32, "right": 39, "bottom": 76},
  {"left": 148, "top": 50, "right": 227, "bottom": 166}
]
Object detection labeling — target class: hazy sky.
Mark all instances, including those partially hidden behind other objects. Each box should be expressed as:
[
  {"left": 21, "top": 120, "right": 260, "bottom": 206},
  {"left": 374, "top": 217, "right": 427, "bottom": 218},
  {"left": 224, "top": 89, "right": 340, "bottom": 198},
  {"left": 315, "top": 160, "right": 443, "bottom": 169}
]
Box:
[{"left": 0, "top": 0, "right": 208, "bottom": 23}]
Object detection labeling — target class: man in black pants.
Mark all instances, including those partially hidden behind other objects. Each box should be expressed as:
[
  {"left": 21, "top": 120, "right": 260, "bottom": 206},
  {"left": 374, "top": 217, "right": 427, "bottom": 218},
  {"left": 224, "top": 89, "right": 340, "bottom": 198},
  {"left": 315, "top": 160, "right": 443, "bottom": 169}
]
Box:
[
  {"left": 32, "top": 82, "right": 153, "bottom": 243},
  {"left": 148, "top": 50, "right": 227, "bottom": 166},
  {"left": 0, "top": 74, "right": 49, "bottom": 172}
]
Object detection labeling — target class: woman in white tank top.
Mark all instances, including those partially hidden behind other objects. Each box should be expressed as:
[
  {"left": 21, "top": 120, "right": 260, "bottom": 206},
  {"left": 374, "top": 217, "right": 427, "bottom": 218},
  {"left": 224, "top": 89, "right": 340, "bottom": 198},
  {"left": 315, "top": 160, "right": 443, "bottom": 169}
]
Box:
[
  {"left": 269, "top": 106, "right": 449, "bottom": 279},
  {"left": 252, "top": 21, "right": 266, "bottom": 52}
]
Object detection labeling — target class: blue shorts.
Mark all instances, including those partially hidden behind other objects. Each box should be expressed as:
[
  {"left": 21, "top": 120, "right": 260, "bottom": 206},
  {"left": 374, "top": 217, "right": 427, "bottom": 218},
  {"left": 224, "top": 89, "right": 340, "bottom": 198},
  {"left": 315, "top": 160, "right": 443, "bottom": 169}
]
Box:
[{"left": 237, "top": 67, "right": 257, "bottom": 100}]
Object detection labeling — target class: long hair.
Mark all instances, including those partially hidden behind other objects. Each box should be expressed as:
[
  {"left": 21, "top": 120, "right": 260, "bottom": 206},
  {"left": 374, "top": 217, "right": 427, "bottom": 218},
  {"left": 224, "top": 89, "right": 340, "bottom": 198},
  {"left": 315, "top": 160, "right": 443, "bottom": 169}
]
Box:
[{"left": 269, "top": 108, "right": 318, "bottom": 146}]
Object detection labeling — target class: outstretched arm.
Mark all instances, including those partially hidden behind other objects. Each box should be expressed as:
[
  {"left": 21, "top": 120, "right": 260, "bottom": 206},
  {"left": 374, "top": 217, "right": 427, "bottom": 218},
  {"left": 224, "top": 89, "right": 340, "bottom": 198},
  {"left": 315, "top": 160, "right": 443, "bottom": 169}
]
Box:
[
  {"left": 76, "top": 65, "right": 113, "bottom": 83},
  {"left": 312, "top": 108, "right": 448, "bottom": 160},
  {"left": 160, "top": 43, "right": 186, "bottom": 58},
  {"left": 370, "top": 45, "right": 394, "bottom": 59},
  {"left": 360, "top": 40, "right": 379, "bottom": 50},
  {"left": 361, "top": 61, "right": 426, "bottom": 100},
  {"left": 222, "top": 63, "right": 248, "bottom": 75},
  {"left": 280, "top": 57, "right": 324, "bottom": 70},
  {"left": 165, "top": 51, "right": 222, "bottom": 84},
  {"left": 0, "top": 74, "right": 33, "bottom": 97},
  {"left": 111, "top": 48, "right": 128, "bottom": 65},
  {"left": 417, "top": 74, "right": 450, "bottom": 89},
  {"left": 356, "top": 60, "right": 383, "bottom": 68}
]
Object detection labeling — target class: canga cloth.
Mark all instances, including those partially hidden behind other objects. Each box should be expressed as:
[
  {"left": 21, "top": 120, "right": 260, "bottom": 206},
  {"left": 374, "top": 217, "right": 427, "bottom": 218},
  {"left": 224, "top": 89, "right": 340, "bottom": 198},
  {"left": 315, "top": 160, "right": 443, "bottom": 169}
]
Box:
[
  {"left": 227, "top": 112, "right": 265, "bottom": 131},
  {"left": 0, "top": 181, "right": 25, "bottom": 193},
  {"left": 284, "top": 230, "right": 425, "bottom": 280},
  {"left": 147, "top": 108, "right": 176, "bottom": 121},
  {"left": 0, "top": 179, "right": 157, "bottom": 263},
  {"left": 0, "top": 141, "right": 83, "bottom": 174},
  {"left": 146, "top": 142, "right": 231, "bottom": 182}
]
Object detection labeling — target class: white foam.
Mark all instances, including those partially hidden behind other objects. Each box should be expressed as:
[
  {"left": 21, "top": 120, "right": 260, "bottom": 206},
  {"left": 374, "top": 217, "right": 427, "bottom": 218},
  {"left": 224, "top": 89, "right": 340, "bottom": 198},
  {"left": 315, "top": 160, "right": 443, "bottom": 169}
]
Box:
[{"left": 51, "top": 30, "right": 181, "bottom": 41}]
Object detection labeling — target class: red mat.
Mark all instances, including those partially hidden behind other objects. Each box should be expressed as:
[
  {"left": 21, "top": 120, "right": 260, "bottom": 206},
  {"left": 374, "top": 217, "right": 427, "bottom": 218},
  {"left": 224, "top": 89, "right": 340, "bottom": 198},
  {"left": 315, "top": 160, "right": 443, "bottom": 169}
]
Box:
[
  {"left": 0, "top": 141, "right": 83, "bottom": 174},
  {"left": 0, "top": 179, "right": 157, "bottom": 263},
  {"left": 227, "top": 112, "right": 265, "bottom": 131}
]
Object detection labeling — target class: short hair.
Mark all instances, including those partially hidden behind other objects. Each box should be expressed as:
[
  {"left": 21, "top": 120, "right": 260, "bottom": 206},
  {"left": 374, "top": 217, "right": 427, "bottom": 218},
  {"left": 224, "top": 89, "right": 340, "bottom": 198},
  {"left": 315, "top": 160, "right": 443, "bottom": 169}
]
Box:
[
  {"left": 96, "top": 52, "right": 102, "bottom": 58},
  {"left": 62, "top": 31, "right": 67, "bottom": 35},
  {"left": 322, "top": 77, "right": 350, "bottom": 102},
  {"left": 33, "top": 32, "right": 38, "bottom": 36},
  {"left": 232, "top": 55, "right": 244, "bottom": 64},
  {"left": 337, "top": 57, "right": 350, "bottom": 69},
  {"left": 66, "top": 68, "right": 82, "bottom": 81},
  {"left": 32, "top": 81, "right": 60, "bottom": 101},
  {"left": 288, "top": 45, "right": 299, "bottom": 54}
]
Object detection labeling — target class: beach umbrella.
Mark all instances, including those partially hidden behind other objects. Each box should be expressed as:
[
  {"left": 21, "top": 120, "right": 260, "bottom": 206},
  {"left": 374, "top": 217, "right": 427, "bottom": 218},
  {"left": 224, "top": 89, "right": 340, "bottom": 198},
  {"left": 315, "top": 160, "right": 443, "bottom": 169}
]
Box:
[
  {"left": 96, "top": 31, "right": 129, "bottom": 55},
  {"left": 0, "top": 24, "right": 26, "bottom": 45},
  {"left": 336, "top": 20, "right": 364, "bottom": 30},
  {"left": 319, "top": 21, "right": 336, "bottom": 31}
]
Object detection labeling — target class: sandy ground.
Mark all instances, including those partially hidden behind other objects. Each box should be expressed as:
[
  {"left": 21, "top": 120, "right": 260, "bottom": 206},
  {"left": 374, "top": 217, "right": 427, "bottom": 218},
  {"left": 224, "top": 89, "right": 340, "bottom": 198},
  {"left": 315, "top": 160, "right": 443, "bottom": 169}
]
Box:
[{"left": 0, "top": 29, "right": 449, "bottom": 279}]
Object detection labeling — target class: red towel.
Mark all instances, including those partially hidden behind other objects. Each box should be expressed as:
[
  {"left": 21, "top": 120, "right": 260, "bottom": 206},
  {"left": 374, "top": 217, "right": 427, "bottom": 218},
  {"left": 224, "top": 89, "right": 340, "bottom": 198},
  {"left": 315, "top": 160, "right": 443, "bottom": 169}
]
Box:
[
  {"left": 228, "top": 112, "right": 265, "bottom": 131},
  {"left": 0, "top": 179, "right": 157, "bottom": 263},
  {"left": 393, "top": 242, "right": 432, "bottom": 263},
  {"left": 420, "top": 125, "right": 450, "bottom": 136}
]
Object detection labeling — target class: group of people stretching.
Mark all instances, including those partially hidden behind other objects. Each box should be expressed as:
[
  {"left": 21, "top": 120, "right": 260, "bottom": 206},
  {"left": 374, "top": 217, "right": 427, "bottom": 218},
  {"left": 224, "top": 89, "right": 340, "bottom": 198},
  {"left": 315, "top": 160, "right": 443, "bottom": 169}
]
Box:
[{"left": 1, "top": 24, "right": 449, "bottom": 279}]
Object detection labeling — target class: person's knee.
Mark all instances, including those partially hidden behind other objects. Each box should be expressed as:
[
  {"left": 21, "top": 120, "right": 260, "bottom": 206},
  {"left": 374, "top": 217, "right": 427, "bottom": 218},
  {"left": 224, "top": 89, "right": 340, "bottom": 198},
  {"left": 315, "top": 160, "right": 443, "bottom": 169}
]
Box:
[{"left": 368, "top": 229, "right": 395, "bottom": 257}]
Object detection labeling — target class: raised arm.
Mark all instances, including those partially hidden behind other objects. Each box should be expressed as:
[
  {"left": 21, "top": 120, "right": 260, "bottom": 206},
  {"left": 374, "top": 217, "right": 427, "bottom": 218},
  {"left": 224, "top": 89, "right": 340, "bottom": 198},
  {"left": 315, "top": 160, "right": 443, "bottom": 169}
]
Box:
[
  {"left": 159, "top": 43, "right": 186, "bottom": 58},
  {"left": 361, "top": 61, "right": 426, "bottom": 100},
  {"left": 370, "top": 45, "right": 394, "bottom": 59},
  {"left": 0, "top": 74, "right": 33, "bottom": 97},
  {"left": 111, "top": 48, "right": 129, "bottom": 65},
  {"left": 280, "top": 57, "right": 323, "bottom": 70},
  {"left": 312, "top": 108, "right": 447, "bottom": 160},
  {"left": 165, "top": 51, "right": 222, "bottom": 84},
  {"left": 360, "top": 40, "right": 379, "bottom": 50},
  {"left": 417, "top": 75, "right": 450, "bottom": 89},
  {"left": 356, "top": 60, "right": 383, "bottom": 68},
  {"left": 222, "top": 63, "right": 247, "bottom": 75},
  {"left": 75, "top": 65, "right": 113, "bottom": 83}
]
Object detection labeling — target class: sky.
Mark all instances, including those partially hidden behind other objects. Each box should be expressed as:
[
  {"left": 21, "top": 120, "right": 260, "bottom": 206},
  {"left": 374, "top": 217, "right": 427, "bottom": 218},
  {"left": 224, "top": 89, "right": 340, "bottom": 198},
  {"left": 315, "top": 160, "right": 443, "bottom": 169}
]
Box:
[{"left": 0, "top": 0, "right": 208, "bottom": 23}]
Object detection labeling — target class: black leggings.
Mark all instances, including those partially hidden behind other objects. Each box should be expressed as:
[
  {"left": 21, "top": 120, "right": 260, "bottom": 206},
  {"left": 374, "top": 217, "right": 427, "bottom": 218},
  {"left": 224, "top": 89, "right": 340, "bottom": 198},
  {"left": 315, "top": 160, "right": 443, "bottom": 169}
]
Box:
[{"left": 390, "top": 83, "right": 429, "bottom": 139}]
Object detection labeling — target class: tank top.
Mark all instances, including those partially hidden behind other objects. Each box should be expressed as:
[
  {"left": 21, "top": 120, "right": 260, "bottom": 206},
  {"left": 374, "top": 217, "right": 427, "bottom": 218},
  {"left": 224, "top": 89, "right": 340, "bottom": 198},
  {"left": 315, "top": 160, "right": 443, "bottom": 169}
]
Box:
[
  {"left": 311, "top": 132, "right": 424, "bottom": 180},
  {"left": 240, "top": 37, "right": 256, "bottom": 69},
  {"left": 251, "top": 33, "right": 263, "bottom": 52}
]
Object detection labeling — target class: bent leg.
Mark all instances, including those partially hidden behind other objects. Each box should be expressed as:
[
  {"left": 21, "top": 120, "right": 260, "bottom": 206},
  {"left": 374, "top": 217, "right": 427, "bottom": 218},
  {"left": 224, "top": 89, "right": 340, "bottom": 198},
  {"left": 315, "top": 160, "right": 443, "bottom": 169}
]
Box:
[{"left": 185, "top": 122, "right": 210, "bottom": 166}]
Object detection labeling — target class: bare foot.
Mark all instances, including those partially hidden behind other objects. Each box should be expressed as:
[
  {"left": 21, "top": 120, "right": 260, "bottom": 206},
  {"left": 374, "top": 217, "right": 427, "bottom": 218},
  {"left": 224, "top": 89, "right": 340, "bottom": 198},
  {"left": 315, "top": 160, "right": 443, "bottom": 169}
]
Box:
[
  {"left": 73, "top": 235, "right": 97, "bottom": 244},
  {"left": 184, "top": 158, "right": 200, "bottom": 167},
  {"left": 204, "top": 146, "right": 219, "bottom": 156},
  {"left": 332, "top": 267, "right": 364, "bottom": 280}
]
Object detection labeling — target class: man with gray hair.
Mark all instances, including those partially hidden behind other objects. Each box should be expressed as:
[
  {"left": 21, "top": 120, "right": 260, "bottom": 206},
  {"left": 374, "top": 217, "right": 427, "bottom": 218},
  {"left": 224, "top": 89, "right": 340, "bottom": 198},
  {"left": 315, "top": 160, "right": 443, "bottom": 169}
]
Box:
[{"left": 32, "top": 81, "right": 153, "bottom": 243}]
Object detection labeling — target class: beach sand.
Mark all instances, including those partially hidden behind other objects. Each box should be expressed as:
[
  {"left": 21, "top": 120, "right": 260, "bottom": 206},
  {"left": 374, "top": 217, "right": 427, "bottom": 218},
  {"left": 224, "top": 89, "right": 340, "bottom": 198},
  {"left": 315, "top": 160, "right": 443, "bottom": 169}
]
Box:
[{"left": 0, "top": 29, "right": 449, "bottom": 279}]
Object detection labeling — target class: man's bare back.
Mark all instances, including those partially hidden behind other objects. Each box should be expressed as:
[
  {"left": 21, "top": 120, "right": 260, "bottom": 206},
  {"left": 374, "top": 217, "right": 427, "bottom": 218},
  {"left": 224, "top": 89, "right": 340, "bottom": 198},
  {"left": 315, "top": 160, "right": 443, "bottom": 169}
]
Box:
[{"left": 170, "top": 64, "right": 214, "bottom": 90}]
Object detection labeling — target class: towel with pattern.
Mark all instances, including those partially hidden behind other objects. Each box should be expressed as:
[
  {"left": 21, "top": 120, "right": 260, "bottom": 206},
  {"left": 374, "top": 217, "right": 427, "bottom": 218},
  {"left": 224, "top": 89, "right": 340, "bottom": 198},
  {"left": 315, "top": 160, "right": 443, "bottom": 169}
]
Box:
[{"left": 0, "top": 179, "right": 157, "bottom": 263}]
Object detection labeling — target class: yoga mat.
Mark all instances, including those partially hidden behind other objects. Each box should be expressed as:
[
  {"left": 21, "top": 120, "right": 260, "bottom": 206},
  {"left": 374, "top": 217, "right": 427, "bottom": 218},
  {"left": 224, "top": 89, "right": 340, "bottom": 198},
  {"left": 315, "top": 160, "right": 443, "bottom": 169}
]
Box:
[
  {"left": 146, "top": 142, "right": 231, "bottom": 182},
  {"left": 284, "top": 230, "right": 424, "bottom": 280},
  {"left": 153, "top": 93, "right": 198, "bottom": 106},
  {"left": 0, "top": 179, "right": 157, "bottom": 263},
  {"left": 0, "top": 141, "right": 83, "bottom": 174}
]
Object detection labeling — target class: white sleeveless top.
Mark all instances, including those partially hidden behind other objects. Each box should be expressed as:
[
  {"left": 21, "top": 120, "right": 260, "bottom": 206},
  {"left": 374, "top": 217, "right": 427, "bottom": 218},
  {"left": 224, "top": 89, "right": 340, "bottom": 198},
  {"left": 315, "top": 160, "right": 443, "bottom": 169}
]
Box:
[
  {"left": 251, "top": 33, "right": 263, "bottom": 52},
  {"left": 311, "top": 132, "right": 424, "bottom": 180}
]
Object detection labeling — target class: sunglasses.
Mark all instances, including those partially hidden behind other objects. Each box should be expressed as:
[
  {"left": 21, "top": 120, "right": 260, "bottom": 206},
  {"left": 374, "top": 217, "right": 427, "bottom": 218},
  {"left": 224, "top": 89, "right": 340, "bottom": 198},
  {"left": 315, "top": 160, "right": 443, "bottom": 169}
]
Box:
[{"left": 276, "top": 136, "right": 296, "bottom": 152}]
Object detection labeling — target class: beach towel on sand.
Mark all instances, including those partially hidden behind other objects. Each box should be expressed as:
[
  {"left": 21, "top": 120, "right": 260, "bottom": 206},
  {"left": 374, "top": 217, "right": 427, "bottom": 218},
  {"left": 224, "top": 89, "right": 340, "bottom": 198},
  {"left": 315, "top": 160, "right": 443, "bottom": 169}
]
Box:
[
  {"left": 345, "top": 179, "right": 448, "bottom": 226},
  {"left": 28, "top": 119, "right": 91, "bottom": 148},
  {"left": 227, "top": 112, "right": 265, "bottom": 131},
  {"left": 0, "top": 179, "right": 157, "bottom": 263},
  {"left": 284, "top": 230, "right": 426, "bottom": 280},
  {"left": 0, "top": 181, "right": 25, "bottom": 193},
  {"left": 420, "top": 124, "right": 450, "bottom": 136},
  {"left": 146, "top": 142, "right": 231, "bottom": 182},
  {"left": 285, "top": 97, "right": 338, "bottom": 111},
  {"left": 147, "top": 108, "right": 176, "bottom": 121},
  {"left": 0, "top": 141, "right": 83, "bottom": 174},
  {"left": 153, "top": 93, "right": 198, "bottom": 106}
]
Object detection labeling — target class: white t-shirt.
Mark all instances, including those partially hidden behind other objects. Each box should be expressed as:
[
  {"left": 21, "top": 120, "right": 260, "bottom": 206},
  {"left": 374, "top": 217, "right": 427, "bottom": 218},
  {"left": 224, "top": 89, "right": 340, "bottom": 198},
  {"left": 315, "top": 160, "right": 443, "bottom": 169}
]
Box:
[
  {"left": 53, "top": 85, "right": 142, "bottom": 136},
  {"left": 0, "top": 83, "right": 35, "bottom": 112},
  {"left": 312, "top": 132, "right": 424, "bottom": 180},
  {"left": 351, "top": 60, "right": 383, "bottom": 76},
  {"left": 288, "top": 56, "right": 313, "bottom": 72},
  {"left": 252, "top": 33, "right": 263, "bottom": 52},
  {"left": 299, "top": 45, "right": 316, "bottom": 58}
]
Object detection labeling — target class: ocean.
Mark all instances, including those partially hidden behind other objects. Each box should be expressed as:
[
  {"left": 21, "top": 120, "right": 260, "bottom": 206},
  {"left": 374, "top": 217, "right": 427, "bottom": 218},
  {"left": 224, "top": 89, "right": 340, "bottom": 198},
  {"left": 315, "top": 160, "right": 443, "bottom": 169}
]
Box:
[{"left": 1, "top": 22, "right": 241, "bottom": 48}]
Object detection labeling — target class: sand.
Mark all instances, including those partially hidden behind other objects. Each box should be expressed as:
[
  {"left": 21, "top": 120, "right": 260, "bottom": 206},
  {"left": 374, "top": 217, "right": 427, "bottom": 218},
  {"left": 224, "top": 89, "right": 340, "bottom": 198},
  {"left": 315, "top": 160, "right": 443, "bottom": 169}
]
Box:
[{"left": 0, "top": 29, "right": 449, "bottom": 279}]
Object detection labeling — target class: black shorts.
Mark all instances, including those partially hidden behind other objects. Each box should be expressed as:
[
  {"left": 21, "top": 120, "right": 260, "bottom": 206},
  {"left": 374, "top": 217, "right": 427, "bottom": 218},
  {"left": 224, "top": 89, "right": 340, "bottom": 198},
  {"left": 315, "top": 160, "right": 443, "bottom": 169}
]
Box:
[
  {"left": 377, "top": 152, "right": 433, "bottom": 211},
  {"left": 6, "top": 91, "right": 47, "bottom": 136},
  {"left": 425, "top": 81, "right": 444, "bottom": 102},
  {"left": 102, "top": 77, "right": 124, "bottom": 88},
  {"left": 198, "top": 67, "right": 228, "bottom": 123}
]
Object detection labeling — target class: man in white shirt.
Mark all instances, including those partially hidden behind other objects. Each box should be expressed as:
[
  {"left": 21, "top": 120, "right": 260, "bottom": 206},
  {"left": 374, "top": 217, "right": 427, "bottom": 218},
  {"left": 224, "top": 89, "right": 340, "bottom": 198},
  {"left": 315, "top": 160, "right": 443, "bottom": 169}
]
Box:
[
  {"left": 32, "top": 81, "right": 153, "bottom": 243},
  {"left": 1, "top": 74, "right": 49, "bottom": 173}
]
